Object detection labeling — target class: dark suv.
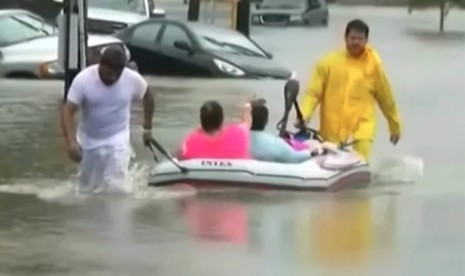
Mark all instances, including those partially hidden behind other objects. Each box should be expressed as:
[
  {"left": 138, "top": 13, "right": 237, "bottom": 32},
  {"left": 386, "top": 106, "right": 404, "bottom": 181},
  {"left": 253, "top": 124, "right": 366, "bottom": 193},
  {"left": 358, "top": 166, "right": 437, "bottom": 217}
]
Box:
[{"left": 252, "top": 0, "right": 329, "bottom": 26}]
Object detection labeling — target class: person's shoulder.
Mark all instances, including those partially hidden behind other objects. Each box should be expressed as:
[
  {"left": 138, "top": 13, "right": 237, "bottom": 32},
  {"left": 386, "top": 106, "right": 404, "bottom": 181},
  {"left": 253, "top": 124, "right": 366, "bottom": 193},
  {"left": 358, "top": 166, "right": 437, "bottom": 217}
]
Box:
[
  {"left": 251, "top": 131, "right": 281, "bottom": 144},
  {"left": 123, "top": 67, "right": 145, "bottom": 82},
  {"left": 73, "top": 64, "right": 97, "bottom": 83},
  {"left": 226, "top": 123, "right": 249, "bottom": 133},
  {"left": 365, "top": 45, "right": 384, "bottom": 66},
  {"left": 184, "top": 127, "right": 203, "bottom": 141},
  {"left": 251, "top": 130, "right": 269, "bottom": 140},
  {"left": 320, "top": 50, "right": 345, "bottom": 64}
]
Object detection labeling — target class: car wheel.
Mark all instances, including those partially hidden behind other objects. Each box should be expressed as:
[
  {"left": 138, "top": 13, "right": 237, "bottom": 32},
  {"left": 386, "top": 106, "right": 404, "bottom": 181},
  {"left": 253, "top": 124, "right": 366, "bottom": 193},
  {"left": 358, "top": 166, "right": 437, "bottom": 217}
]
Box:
[{"left": 321, "top": 17, "right": 328, "bottom": 26}]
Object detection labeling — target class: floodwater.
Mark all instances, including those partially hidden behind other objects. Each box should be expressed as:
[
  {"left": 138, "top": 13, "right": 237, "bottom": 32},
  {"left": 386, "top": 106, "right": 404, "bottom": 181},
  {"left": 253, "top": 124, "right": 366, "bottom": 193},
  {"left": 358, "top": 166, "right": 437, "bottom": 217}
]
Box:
[{"left": 1, "top": 6, "right": 465, "bottom": 276}]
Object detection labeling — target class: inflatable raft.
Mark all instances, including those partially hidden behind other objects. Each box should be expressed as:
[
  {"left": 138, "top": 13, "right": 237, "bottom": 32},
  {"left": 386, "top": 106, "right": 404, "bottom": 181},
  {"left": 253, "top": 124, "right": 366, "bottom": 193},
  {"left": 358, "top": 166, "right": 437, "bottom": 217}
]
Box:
[{"left": 147, "top": 151, "right": 371, "bottom": 192}]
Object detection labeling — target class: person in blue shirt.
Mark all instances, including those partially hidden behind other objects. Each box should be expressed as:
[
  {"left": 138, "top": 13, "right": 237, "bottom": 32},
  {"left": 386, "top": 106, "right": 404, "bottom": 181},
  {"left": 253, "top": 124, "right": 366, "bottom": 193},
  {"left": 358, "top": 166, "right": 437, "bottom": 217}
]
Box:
[{"left": 250, "top": 104, "right": 313, "bottom": 163}]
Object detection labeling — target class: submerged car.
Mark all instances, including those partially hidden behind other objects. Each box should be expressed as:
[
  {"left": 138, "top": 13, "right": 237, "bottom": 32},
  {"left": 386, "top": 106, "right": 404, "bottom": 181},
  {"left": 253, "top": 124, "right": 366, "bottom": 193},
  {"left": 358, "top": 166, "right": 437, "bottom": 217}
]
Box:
[
  {"left": 0, "top": 9, "right": 131, "bottom": 79},
  {"left": 115, "top": 19, "right": 293, "bottom": 79},
  {"left": 54, "top": 0, "right": 166, "bottom": 34},
  {"left": 252, "top": 0, "right": 328, "bottom": 26}
]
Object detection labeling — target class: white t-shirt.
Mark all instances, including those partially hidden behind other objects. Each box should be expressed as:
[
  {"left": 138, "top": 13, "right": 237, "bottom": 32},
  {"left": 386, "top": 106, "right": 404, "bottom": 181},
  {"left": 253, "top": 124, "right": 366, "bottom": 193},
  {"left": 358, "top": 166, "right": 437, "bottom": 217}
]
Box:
[{"left": 67, "top": 65, "right": 148, "bottom": 149}]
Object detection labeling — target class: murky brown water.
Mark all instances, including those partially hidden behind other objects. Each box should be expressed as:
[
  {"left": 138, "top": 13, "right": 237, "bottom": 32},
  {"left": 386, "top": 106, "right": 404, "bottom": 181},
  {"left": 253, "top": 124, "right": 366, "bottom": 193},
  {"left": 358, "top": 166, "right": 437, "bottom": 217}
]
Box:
[{"left": 0, "top": 6, "right": 464, "bottom": 276}]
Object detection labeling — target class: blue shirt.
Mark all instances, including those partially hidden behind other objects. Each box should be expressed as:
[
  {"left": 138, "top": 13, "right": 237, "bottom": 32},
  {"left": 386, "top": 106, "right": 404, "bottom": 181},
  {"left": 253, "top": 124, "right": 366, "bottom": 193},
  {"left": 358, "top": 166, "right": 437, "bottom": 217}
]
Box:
[{"left": 250, "top": 131, "right": 310, "bottom": 163}]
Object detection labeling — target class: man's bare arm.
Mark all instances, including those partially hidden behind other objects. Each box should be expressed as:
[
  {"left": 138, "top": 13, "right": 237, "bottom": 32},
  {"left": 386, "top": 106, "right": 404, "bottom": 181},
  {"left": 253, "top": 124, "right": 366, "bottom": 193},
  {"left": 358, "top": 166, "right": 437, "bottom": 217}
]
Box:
[
  {"left": 61, "top": 102, "right": 79, "bottom": 146},
  {"left": 241, "top": 103, "right": 252, "bottom": 128},
  {"left": 142, "top": 89, "right": 154, "bottom": 130}
]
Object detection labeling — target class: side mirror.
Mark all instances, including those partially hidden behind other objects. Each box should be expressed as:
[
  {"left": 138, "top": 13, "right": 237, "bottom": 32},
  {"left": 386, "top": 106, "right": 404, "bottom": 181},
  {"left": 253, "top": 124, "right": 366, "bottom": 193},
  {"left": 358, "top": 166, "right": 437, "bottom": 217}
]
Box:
[
  {"left": 150, "top": 8, "right": 166, "bottom": 18},
  {"left": 174, "top": 41, "right": 193, "bottom": 54}
]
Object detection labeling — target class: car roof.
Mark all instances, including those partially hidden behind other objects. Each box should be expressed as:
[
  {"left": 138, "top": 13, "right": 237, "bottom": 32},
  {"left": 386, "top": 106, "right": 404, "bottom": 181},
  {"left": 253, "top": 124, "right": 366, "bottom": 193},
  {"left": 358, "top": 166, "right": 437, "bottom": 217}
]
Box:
[
  {"left": 0, "top": 9, "right": 34, "bottom": 18},
  {"left": 142, "top": 18, "right": 241, "bottom": 34}
]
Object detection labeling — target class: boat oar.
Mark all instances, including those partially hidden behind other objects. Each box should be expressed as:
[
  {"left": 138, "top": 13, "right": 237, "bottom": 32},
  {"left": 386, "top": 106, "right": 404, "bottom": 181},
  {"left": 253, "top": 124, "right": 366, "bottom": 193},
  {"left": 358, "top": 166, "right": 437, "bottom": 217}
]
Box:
[
  {"left": 293, "top": 98, "right": 305, "bottom": 127},
  {"left": 147, "top": 139, "right": 189, "bottom": 174},
  {"left": 291, "top": 96, "right": 325, "bottom": 142},
  {"left": 278, "top": 79, "right": 300, "bottom": 138}
]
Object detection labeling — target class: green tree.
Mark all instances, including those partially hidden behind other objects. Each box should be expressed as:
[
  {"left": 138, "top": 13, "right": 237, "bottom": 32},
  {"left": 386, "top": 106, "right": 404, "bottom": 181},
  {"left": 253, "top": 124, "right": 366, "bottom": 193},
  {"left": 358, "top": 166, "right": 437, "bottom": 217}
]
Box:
[{"left": 408, "top": 0, "right": 465, "bottom": 32}]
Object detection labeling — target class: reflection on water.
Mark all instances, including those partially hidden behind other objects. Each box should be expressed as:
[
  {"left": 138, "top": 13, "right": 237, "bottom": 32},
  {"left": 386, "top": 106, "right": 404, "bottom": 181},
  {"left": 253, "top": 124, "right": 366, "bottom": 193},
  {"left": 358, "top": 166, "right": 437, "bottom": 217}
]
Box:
[
  {"left": 177, "top": 193, "right": 401, "bottom": 274},
  {"left": 182, "top": 200, "right": 249, "bottom": 243},
  {"left": 312, "top": 198, "right": 374, "bottom": 265},
  {"left": 0, "top": 189, "right": 464, "bottom": 275}
]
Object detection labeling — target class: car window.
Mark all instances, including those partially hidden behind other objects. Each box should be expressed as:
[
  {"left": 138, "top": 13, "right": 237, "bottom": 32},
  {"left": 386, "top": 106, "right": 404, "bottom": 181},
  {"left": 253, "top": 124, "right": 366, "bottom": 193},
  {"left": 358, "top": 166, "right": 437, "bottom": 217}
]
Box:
[
  {"left": 261, "top": 0, "right": 304, "bottom": 8},
  {"left": 160, "top": 25, "right": 191, "bottom": 48},
  {"left": 88, "top": 0, "right": 147, "bottom": 15},
  {"left": 0, "top": 15, "right": 50, "bottom": 47},
  {"left": 131, "top": 23, "right": 162, "bottom": 45},
  {"left": 14, "top": 14, "right": 55, "bottom": 35},
  {"left": 307, "top": 0, "right": 321, "bottom": 9},
  {"left": 194, "top": 27, "right": 266, "bottom": 58}
]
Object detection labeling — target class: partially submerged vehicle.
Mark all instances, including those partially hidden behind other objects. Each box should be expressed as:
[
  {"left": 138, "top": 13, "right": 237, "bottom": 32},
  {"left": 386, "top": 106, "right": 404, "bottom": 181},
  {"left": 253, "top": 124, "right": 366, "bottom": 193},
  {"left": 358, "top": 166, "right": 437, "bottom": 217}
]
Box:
[
  {"left": 115, "top": 19, "right": 293, "bottom": 79},
  {"left": 54, "top": 0, "right": 166, "bottom": 34},
  {"left": 251, "top": 0, "right": 329, "bottom": 26},
  {"left": 0, "top": 9, "right": 131, "bottom": 79},
  {"left": 147, "top": 80, "right": 371, "bottom": 192}
]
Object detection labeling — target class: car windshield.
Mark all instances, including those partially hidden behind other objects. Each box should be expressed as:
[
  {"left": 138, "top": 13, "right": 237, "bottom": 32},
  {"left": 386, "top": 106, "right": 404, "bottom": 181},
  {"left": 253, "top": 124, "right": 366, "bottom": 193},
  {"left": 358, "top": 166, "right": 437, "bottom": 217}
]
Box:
[
  {"left": 88, "top": 0, "right": 147, "bottom": 15},
  {"left": 261, "top": 0, "right": 305, "bottom": 8},
  {"left": 195, "top": 28, "right": 267, "bottom": 58},
  {"left": 0, "top": 15, "right": 55, "bottom": 47}
]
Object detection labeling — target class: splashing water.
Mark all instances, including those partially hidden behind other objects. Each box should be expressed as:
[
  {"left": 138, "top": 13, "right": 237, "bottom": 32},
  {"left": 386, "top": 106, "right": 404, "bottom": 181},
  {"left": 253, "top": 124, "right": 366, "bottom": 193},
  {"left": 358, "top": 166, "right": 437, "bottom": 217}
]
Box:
[
  {"left": 0, "top": 148, "right": 196, "bottom": 203},
  {"left": 371, "top": 153, "right": 425, "bottom": 186}
]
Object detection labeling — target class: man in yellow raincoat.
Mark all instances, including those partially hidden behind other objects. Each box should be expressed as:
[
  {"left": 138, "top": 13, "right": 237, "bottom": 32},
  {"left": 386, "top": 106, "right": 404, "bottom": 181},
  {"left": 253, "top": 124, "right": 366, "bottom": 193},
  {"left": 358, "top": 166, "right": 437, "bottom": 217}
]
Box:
[{"left": 297, "top": 19, "right": 401, "bottom": 160}]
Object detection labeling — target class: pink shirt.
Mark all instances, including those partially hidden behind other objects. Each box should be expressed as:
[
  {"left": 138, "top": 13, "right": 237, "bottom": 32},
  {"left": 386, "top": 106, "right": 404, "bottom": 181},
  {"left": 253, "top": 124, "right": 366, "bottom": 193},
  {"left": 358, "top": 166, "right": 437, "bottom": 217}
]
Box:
[{"left": 179, "top": 123, "right": 250, "bottom": 160}]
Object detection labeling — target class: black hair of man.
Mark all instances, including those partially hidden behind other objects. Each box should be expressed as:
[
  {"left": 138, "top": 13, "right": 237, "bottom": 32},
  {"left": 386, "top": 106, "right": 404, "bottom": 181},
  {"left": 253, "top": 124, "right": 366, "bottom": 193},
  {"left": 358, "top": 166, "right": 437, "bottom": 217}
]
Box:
[
  {"left": 200, "top": 100, "right": 224, "bottom": 132},
  {"left": 251, "top": 104, "right": 269, "bottom": 131},
  {"left": 100, "top": 46, "right": 126, "bottom": 70},
  {"left": 345, "top": 19, "right": 369, "bottom": 37}
]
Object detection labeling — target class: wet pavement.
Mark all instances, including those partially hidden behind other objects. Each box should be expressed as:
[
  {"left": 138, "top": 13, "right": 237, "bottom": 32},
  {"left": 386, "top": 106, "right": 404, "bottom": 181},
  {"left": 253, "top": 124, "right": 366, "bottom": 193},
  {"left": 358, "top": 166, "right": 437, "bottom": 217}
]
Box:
[{"left": 1, "top": 6, "right": 465, "bottom": 276}]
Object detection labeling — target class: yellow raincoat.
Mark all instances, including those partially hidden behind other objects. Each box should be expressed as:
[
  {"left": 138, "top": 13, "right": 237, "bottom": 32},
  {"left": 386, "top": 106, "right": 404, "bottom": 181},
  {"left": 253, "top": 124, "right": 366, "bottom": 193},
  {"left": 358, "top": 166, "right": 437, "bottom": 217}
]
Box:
[{"left": 300, "top": 45, "right": 401, "bottom": 159}]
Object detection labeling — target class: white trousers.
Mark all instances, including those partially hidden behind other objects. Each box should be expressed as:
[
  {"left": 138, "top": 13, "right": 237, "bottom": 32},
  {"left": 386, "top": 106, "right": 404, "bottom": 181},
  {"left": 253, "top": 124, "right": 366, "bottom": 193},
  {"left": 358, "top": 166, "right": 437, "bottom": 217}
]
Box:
[{"left": 76, "top": 144, "right": 131, "bottom": 194}]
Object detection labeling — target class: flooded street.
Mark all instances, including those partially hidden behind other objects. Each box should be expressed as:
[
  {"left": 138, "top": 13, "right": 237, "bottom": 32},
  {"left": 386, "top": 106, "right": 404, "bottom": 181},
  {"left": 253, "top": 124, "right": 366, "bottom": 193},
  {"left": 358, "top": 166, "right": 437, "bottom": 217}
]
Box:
[{"left": 1, "top": 6, "right": 464, "bottom": 276}]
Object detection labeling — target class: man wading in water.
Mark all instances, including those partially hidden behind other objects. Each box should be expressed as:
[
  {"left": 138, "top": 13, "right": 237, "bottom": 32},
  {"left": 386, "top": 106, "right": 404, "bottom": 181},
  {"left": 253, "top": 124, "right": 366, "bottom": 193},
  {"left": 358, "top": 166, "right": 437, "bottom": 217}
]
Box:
[
  {"left": 61, "top": 46, "right": 154, "bottom": 193},
  {"left": 296, "top": 19, "right": 402, "bottom": 161}
]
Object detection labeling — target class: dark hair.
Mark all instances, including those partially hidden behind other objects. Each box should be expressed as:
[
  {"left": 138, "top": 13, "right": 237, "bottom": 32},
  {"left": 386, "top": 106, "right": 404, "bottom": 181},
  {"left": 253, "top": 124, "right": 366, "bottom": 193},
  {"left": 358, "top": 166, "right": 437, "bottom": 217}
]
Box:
[
  {"left": 345, "top": 19, "right": 369, "bottom": 37},
  {"left": 251, "top": 105, "right": 269, "bottom": 131},
  {"left": 100, "top": 45, "right": 126, "bottom": 70},
  {"left": 200, "top": 100, "right": 224, "bottom": 132}
]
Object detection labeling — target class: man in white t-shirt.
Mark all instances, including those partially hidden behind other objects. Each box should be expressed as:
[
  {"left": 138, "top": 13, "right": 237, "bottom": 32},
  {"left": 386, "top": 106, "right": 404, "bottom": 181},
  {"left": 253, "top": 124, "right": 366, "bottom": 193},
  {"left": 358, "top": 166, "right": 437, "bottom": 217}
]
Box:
[{"left": 61, "top": 46, "right": 154, "bottom": 193}]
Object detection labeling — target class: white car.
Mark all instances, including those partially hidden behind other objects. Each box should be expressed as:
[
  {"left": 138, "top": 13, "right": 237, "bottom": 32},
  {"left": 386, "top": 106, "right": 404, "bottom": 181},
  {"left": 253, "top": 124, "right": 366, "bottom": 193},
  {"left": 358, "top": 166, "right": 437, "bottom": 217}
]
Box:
[
  {"left": 55, "top": 0, "right": 166, "bottom": 34},
  {"left": 0, "top": 9, "right": 132, "bottom": 79}
]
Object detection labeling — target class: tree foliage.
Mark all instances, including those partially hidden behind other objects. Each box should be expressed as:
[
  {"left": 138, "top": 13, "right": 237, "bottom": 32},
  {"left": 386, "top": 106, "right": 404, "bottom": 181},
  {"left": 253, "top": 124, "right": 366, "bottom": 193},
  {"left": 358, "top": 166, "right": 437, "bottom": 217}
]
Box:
[
  {"left": 409, "top": 0, "right": 465, "bottom": 7},
  {"left": 408, "top": 0, "right": 465, "bottom": 32}
]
